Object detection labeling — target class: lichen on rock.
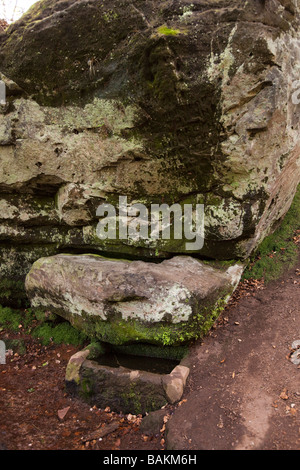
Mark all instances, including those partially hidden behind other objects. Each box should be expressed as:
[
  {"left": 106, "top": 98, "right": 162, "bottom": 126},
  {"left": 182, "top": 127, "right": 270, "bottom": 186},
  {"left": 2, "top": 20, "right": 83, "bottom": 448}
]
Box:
[
  {"left": 25, "top": 254, "right": 244, "bottom": 346},
  {"left": 0, "top": 0, "right": 299, "bottom": 343}
]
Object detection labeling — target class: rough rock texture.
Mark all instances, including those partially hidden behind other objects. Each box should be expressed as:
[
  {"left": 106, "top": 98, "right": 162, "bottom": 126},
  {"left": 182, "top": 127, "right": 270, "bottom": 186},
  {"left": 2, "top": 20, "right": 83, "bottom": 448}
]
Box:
[
  {"left": 25, "top": 254, "right": 243, "bottom": 346},
  {"left": 66, "top": 352, "right": 167, "bottom": 415},
  {"left": 0, "top": 0, "right": 300, "bottom": 305},
  {"left": 65, "top": 347, "right": 190, "bottom": 414}
]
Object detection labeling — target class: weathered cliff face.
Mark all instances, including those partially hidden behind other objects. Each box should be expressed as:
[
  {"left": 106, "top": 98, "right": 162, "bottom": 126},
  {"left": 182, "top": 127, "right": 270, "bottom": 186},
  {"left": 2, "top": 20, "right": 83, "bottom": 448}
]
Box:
[{"left": 0, "top": 0, "right": 300, "bottom": 305}]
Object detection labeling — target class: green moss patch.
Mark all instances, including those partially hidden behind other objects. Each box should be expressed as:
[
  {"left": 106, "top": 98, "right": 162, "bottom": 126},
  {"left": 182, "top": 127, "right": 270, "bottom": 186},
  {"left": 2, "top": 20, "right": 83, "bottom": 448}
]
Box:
[
  {"left": 5, "top": 338, "right": 27, "bottom": 355},
  {"left": 157, "top": 26, "right": 183, "bottom": 36},
  {"left": 0, "top": 304, "right": 87, "bottom": 347},
  {"left": 0, "top": 305, "right": 35, "bottom": 332},
  {"left": 31, "top": 322, "right": 87, "bottom": 346},
  {"left": 243, "top": 185, "right": 300, "bottom": 283}
]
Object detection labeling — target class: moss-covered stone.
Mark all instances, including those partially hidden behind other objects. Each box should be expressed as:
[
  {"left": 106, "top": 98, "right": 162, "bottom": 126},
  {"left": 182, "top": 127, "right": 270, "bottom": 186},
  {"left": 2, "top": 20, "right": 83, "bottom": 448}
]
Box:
[
  {"left": 68, "top": 356, "right": 168, "bottom": 414},
  {"left": 25, "top": 254, "right": 244, "bottom": 347},
  {"left": 84, "top": 341, "right": 108, "bottom": 359}
]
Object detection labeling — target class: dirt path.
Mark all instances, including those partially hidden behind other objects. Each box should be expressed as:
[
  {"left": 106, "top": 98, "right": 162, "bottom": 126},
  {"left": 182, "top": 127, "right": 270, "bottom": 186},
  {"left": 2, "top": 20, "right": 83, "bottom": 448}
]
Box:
[
  {"left": 0, "top": 257, "right": 299, "bottom": 451},
  {"left": 0, "top": 332, "right": 162, "bottom": 450},
  {"left": 166, "top": 257, "right": 300, "bottom": 450}
]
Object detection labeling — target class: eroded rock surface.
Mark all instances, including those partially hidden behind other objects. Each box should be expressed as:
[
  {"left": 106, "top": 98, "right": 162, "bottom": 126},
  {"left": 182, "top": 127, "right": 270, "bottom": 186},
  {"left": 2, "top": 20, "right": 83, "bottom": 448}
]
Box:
[
  {"left": 25, "top": 254, "right": 243, "bottom": 346},
  {"left": 0, "top": 0, "right": 300, "bottom": 305}
]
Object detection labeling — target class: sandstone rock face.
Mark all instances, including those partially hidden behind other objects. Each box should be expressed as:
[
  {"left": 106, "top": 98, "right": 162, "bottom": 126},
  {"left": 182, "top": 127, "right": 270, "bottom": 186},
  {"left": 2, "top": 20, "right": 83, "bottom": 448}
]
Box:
[
  {"left": 25, "top": 254, "right": 243, "bottom": 346},
  {"left": 0, "top": 0, "right": 300, "bottom": 305}
]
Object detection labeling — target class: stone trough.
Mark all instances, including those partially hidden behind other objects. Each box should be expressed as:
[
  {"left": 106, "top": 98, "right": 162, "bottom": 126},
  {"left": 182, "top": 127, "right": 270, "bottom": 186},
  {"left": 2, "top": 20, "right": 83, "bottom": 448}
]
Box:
[{"left": 65, "top": 343, "right": 190, "bottom": 414}]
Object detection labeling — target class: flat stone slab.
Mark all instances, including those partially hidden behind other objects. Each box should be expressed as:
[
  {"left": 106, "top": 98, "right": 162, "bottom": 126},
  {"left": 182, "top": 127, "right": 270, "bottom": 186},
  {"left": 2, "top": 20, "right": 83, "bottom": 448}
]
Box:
[{"left": 25, "top": 254, "right": 244, "bottom": 346}]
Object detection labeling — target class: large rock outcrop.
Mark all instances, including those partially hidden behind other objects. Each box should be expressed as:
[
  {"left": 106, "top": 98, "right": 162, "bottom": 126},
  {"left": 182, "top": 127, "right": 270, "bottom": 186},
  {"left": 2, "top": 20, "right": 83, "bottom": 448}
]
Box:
[{"left": 0, "top": 0, "right": 300, "bottom": 306}]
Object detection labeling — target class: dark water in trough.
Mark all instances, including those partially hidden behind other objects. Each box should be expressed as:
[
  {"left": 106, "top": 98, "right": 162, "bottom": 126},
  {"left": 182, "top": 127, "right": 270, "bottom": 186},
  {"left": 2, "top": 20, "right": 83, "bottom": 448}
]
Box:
[{"left": 95, "top": 352, "right": 179, "bottom": 374}]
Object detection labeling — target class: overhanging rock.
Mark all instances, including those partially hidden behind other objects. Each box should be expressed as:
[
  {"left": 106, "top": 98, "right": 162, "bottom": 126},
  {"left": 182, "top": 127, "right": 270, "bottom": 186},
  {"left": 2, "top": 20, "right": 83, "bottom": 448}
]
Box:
[
  {"left": 25, "top": 254, "right": 244, "bottom": 347},
  {"left": 0, "top": 1, "right": 300, "bottom": 297}
]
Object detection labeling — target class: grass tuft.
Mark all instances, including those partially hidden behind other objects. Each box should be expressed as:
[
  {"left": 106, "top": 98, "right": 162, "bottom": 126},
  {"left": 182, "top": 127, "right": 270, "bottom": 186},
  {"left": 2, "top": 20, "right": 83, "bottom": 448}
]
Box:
[{"left": 243, "top": 185, "right": 300, "bottom": 283}]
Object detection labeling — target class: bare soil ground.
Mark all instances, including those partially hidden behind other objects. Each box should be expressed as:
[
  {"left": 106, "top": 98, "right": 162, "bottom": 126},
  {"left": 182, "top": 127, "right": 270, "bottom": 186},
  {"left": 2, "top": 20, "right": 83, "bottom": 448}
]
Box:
[
  {"left": 166, "top": 257, "right": 300, "bottom": 450},
  {"left": 0, "top": 335, "right": 163, "bottom": 451},
  {"left": 0, "top": 256, "right": 299, "bottom": 452}
]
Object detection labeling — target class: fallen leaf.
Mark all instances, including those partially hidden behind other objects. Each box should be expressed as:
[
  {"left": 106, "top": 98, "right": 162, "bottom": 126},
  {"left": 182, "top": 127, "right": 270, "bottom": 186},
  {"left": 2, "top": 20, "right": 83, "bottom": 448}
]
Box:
[
  {"left": 160, "top": 424, "right": 166, "bottom": 433},
  {"left": 217, "top": 417, "right": 224, "bottom": 429},
  {"left": 280, "top": 389, "right": 289, "bottom": 400},
  {"left": 178, "top": 399, "right": 187, "bottom": 406},
  {"left": 58, "top": 406, "right": 70, "bottom": 420}
]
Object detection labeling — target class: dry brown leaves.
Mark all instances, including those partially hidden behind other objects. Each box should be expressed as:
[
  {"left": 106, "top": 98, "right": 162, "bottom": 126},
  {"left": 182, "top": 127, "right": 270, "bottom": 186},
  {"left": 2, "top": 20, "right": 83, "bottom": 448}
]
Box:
[{"left": 0, "top": 19, "right": 8, "bottom": 31}]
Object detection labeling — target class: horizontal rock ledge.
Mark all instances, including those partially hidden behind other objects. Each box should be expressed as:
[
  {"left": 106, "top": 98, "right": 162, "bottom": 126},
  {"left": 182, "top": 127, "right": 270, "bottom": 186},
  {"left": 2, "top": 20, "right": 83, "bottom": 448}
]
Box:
[
  {"left": 0, "top": 0, "right": 300, "bottom": 274},
  {"left": 25, "top": 254, "right": 244, "bottom": 347}
]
